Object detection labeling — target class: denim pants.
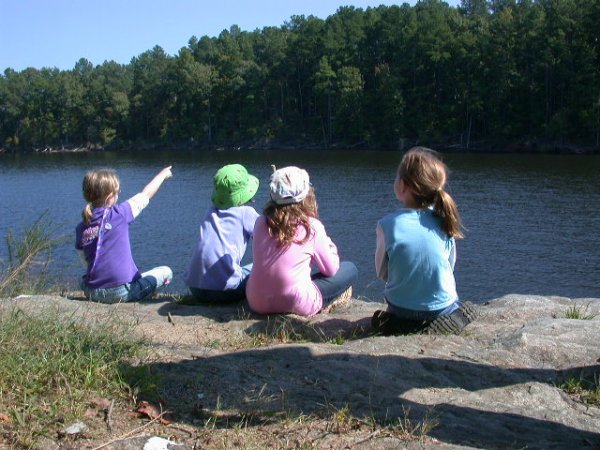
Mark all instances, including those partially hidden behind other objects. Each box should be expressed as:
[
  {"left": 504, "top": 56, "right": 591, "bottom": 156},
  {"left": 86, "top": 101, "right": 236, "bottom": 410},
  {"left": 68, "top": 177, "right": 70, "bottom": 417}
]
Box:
[
  {"left": 189, "top": 264, "right": 252, "bottom": 304},
  {"left": 312, "top": 261, "right": 358, "bottom": 307},
  {"left": 386, "top": 299, "right": 460, "bottom": 321},
  {"left": 82, "top": 266, "right": 173, "bottom": 304}
]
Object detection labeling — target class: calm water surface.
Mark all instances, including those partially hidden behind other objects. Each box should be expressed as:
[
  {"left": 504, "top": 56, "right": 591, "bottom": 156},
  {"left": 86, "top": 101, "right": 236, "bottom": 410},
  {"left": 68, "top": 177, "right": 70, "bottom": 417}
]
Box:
[{"left": 1, "top": 149, "right": 599, "bottom": 302}]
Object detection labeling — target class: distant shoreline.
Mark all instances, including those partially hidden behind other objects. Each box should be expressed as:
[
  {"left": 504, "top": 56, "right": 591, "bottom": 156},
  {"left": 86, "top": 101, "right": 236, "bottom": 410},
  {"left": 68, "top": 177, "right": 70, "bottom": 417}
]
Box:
[{"left": 1, "top": 139, "right": 599, "bottom": 155}]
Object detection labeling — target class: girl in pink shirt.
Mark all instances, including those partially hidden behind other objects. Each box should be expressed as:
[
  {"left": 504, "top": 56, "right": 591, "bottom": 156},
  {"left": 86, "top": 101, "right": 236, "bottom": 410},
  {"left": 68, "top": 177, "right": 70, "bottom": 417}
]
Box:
[{"left": 246, "top": 166, "right": 357, "bottom": 317}]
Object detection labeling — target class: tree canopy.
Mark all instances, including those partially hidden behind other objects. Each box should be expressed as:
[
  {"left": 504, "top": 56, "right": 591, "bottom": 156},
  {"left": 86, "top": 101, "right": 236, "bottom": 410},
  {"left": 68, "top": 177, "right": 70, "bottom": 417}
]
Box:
[{"left": 1, "top": 0, "right": 598, "bottom": 151}]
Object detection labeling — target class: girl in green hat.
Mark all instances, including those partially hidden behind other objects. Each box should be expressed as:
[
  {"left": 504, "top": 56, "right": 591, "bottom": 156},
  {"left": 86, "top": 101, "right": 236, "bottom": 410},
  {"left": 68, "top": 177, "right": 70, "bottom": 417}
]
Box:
[{"left": 184, "top": 164, "right": 259, "bottom": 303}]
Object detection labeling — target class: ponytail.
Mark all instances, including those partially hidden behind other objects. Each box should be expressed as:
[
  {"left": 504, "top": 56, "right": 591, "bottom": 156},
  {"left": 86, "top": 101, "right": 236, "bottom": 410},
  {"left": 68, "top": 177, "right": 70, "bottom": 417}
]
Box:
[
  {"left": 399, "top": 147, "right": 464, "bottom": 239},
  {"left": 81, "top": 169, "right": 120, "bottom": 224},
  {"left": 433, "top": 189, "right": 463, "bottom": 239},
  {"left": 82, "top": 203, "right": 94, "bottom": 225}
]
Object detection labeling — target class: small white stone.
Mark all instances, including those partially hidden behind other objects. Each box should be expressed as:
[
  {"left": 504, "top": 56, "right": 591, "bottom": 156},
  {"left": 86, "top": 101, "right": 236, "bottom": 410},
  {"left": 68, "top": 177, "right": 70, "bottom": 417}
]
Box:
[
  {"left": 61, "top": 421, "right": 88, "bottom": 435},
  {"left": 143, "top": 436, "right": 182, "bottom": 450}
]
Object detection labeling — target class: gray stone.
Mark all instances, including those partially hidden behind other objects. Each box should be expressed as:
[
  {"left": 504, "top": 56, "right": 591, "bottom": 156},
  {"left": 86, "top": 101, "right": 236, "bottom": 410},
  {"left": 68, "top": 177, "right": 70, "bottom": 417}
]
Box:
[{"left": 2, "top": 293, "right": 599, "bottom": 449}]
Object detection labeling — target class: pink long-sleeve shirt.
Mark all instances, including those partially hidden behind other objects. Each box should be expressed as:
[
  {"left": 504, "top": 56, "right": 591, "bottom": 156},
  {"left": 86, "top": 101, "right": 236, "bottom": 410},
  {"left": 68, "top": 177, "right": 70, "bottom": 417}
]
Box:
[{"left": 246, "top": 215, "right": 340, "bottom": 317}]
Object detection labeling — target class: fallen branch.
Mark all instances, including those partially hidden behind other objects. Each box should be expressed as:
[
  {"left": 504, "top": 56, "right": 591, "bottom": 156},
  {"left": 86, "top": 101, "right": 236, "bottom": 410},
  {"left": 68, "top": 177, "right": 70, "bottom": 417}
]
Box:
[
  {"left": 351, "top": 430, "right": 381, "bottom": 447},
  {"left": 106, "top": 400, "right": 114, "bottom": 432}
]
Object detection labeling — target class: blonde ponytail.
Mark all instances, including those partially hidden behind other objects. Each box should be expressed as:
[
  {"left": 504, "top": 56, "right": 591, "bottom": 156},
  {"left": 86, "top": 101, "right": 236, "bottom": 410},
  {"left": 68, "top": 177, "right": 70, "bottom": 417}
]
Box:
[
  {"left": 82, "top": 203, "right": 94, "bottom": 225},
  {"left": 81, "top": 169, "right": 120, "bottom": 224}
]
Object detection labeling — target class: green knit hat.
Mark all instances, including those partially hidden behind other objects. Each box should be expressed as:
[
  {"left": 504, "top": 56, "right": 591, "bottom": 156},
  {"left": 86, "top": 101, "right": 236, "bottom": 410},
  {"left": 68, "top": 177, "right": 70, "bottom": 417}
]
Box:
[{"left": 212, "top": 164, "right": 259, "bottom": 209}]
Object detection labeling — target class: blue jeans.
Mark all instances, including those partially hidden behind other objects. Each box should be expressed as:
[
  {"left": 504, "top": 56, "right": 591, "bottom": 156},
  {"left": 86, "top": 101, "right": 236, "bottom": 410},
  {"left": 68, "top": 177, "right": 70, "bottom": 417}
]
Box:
[
  {"left": 312, "top": 261, "right": 358, "bottom": 307},
  {"left": 189, "top": 265, "right": 251, "bottom": 304},
  {"left": 386, "top": 299, "right": 460, "bottom": 321},
  {"left": 82, "top": 266, "right": 173, "bottom": 304}
]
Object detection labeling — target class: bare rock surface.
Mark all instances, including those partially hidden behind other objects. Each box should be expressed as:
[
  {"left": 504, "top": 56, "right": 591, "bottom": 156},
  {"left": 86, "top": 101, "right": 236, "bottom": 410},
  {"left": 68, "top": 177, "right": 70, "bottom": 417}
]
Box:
[{"left": 1, "top": 293, "right": 599, "bottom": 449}]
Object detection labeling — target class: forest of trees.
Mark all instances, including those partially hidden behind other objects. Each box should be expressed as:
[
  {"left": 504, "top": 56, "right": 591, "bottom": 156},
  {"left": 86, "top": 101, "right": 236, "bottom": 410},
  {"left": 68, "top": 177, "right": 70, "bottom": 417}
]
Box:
[{"left": 0, "top": 0, "right": 598, "bottom": 152}]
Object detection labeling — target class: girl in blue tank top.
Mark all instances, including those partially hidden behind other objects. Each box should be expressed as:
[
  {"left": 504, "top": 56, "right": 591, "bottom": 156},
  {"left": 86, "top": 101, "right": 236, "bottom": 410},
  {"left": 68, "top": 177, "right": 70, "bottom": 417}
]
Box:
[{"left": 373, "top": 147, "right": 478, "bottom": 335}]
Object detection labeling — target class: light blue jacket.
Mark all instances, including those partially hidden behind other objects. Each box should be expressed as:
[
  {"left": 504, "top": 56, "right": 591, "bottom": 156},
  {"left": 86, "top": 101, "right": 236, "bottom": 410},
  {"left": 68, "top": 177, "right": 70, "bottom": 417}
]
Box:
[{"left": 185, "top": 205, "right": 259, "bottom": 290}]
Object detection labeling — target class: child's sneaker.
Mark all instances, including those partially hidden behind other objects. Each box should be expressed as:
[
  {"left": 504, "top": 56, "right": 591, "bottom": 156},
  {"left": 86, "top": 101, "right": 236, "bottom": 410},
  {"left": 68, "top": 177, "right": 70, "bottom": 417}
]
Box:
[
  {"left": 425, "top": 301, "right": 479, "bottom": 335},
  {"left": 321, "top": 286, "right": 352, "bottom": 313}
]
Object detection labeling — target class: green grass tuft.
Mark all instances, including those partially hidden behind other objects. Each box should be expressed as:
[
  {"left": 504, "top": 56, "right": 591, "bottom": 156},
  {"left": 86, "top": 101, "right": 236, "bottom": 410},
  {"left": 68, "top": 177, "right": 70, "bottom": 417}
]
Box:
[
  {"left": 0, "top": 309, "right": 155, "bottom": 447},
  {"left": 559, "top": 371, "right": 600, "bottom": 407},
  {"left": 0, "top": 212, "right": 65, "bottom": 297},
  {"left": 564, "top": 303, "right": 597, "bottom": 320}
]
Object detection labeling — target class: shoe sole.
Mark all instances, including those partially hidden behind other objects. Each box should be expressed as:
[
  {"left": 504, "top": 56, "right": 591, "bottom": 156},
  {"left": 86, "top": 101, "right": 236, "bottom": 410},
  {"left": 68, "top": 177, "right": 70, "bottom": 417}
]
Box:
[{"left": 425, "top": 301, "right": 479, "bottom": 335}]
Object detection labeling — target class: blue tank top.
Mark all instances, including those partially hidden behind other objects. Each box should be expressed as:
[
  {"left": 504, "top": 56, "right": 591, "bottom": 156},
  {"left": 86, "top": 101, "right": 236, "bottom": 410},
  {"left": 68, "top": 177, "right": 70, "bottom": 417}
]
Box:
[{"left": 378, "top": 208, "right": 458, "bottom": 311}]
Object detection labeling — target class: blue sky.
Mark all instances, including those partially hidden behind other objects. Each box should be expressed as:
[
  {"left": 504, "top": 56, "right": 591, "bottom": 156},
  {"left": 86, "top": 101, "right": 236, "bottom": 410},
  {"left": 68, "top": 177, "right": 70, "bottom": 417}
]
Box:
[{"left": 1, "top": 0, "right": 459, "bottom": 72}]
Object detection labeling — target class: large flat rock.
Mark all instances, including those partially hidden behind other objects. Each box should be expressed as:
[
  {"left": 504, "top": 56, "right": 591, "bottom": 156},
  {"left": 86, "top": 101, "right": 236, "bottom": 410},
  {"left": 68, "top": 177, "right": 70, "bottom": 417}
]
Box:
[{"left": 2, "top": 294, "right": 599, "bottom": 449}]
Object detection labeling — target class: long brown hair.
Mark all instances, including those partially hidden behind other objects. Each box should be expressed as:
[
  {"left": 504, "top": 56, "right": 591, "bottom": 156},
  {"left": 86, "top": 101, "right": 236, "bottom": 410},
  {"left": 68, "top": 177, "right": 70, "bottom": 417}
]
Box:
[
  {"left": 398, "top": 147, "right": 463, "bottom": 238},
  {"left": 264, "top": 187, "right": 319, "bottom": 246},
  {"left": 81, "top": 169, "right": 120, "bottom": 224}
]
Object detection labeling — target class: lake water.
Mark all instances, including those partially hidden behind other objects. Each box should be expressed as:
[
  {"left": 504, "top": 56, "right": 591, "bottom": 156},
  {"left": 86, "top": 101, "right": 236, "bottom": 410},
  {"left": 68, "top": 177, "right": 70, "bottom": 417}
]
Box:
[{"left": 1, "top": 149, "right": 599, "bottom": 303}]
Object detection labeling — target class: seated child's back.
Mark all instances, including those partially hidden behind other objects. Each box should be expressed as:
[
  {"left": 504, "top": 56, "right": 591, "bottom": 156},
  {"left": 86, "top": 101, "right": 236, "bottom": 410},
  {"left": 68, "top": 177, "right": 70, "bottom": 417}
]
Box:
[{"left": 185, "top": 164, "right": 259, "bottom": 303}]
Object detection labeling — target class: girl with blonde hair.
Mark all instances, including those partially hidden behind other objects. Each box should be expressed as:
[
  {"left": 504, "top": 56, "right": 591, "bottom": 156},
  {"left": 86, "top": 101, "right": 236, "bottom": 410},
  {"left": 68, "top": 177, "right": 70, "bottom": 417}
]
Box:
[{"left": 76, "top": 166, "right": 173, "bottom": 303}]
